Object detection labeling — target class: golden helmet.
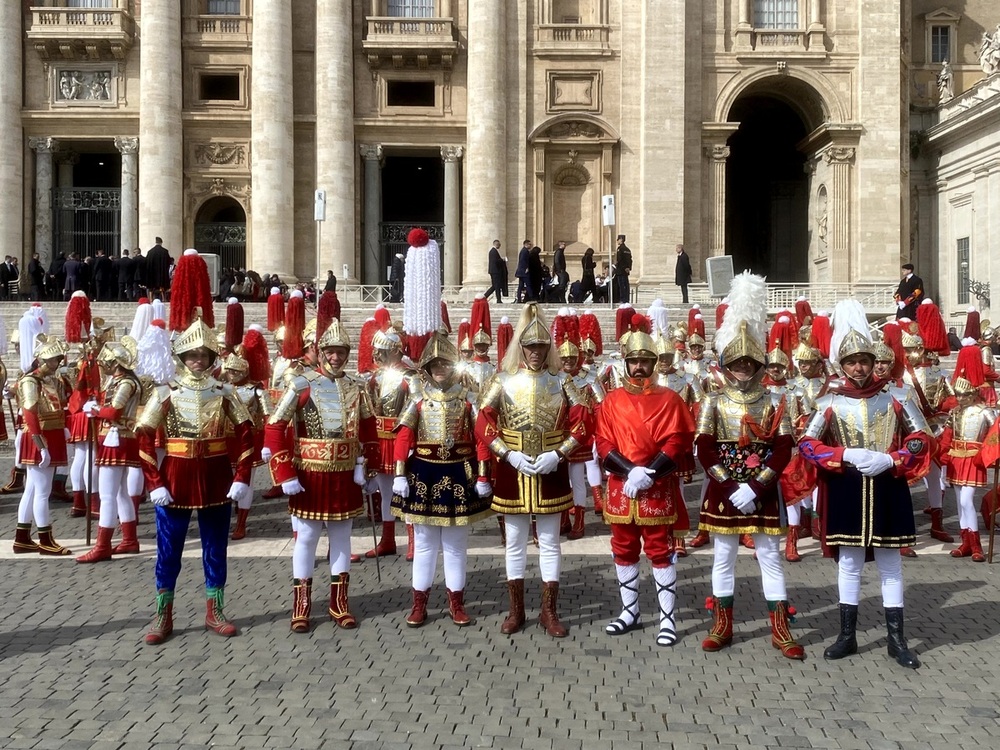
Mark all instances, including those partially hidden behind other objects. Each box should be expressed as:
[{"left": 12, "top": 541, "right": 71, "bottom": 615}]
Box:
[
  {"left": 687, "top": 332, "right": 706, "bottom": 348},
  {"left": 223, "top": 350, "right": 249, "bottom": 374},
  {"left": 303, "top": 318, "right": 319, "bottom": 348},
  {"left": 836, "top": 329, "right": 877, "bottom": 362},
  {"left": 318, "top": 319, "right": 351, "bottom": 350},
  {"left": 173, "top": 318, "right": 220, "bottom": 356},
  {"left": 792, "top": 341, "right": 821, "bottom": 362},
  {"left": 273, "top": 325, "right": 286, "bottom": 347},
  {"left": 720, "top": 320, "right": 767, "bottom": 367},
  {"left": 372, "top": 325, "right": 403, "bottom": 352},
  {"left": 517, "top": 303, "right": 551, "bottom": 347},
  {"left": 766, "top": 349, "right": 790, "bottom": 369},
  {"left": 620, "top": 331, "right": 657, "bottom": 360},
  {"left": 952, "top": 376, "right": 977, "bottom": 396},
  {"left": 419, "top": 329, "right": 459, "bottom": 368},
  {"left": 873, "top": 341, "right": 894, "bottom": 363},
  {"left": 98, "top": 335, "right": 138, "bottom": 370},
  {"left": 33, "top": 333, "right": 68, "bottom": 362}
]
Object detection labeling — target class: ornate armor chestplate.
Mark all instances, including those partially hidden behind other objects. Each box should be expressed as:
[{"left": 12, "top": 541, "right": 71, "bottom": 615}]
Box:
[
  {"left": 766, "top": 382, "right": 809, "bottom": 433},
  {"left": 162, "top": 381, "right": 230, "bottom": 439},
  {"left": 803, "top": 386, "right": 930, "bottom": 453},
  {"left": 792, "top": 374, "right": 830, "bottom": 407},
  {"left": 463, "top": 360, "right": 496, "bottom": 393},
  {"left": 101, "top": 373, "right": 141, "bottom": 437},
  {"left": 906, "top": 365, "right": 952, "bottom": 412},
  {"left": 17, "top": 372, "right": 67, "bottom": 431},
  {"left": 400, "top": 382, "right": 475, "bottom": 463},
  {"left": 270, "top": 356, "right": 292, "bottom": 392},
  {"left": 949, "top": 403, "right": 996, "bottom": 444},
  {"left": 684, "top": 358, "right": 710, "bottom": 383},
  {"left": 600, "top": 357, "right": 626, "bottom": 391},
  {"left": 232, "top": 383, "right": 272, "bottom": 431},
  {"left": 272, "top": 370, "right": 364, "bottom": 440},
  {"left": 571, "top": 370, "right": 606, "bottom": 408},
  {"left": 481, "top": 369, "right": 581, "bottom": 457},
  {"left": 658, "top": 371, "right": 704, "bottom": 406},
  {"left": 370, "top": 365, "right": 415, "bottom": 418}
]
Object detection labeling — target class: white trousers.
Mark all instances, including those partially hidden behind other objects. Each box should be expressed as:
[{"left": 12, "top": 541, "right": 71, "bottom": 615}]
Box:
[
  {"left": 412, "top": 524, "right": 469, "bottom": 591},
  {"left": 375, "top": 473, "right": 394, "bottom": 519},
  {"left": 292, "top": 518, "right": 354, "bottom": 579},
  {"left": 569, "top": 462, "right": 588, "bottom": 507},
  {"left": 504, "top": 513, "right": 561, "bottom": 582},
  {"left": 97, "top": 465, "right": 139, "bottom": 526},
  {"left": 236, "top": 466, "right": 257, "bottom": 510},
  {"left": 18, "top": 466, "right": 55, "bottom": 527},
  {"left": 956, "top": 485, "right": 978, "bottom": 532},
  {"left": 69, "top": 443, "right": 92, "bottom": 493},
  {"left": 837, "top": 546, "right": 904, "bottom": 608},
  {"left": 924, "top": 462, "right": 944, "bottom": 510},
  {"left": 710, "top": 533, "right": 787, "bottom": 600}
]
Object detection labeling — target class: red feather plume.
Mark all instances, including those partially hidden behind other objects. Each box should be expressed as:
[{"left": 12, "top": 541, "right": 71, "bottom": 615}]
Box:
[
  {"left": 691, "top": 314, "right": 706, "bottom": 340},
  {"left": 629, "top": 313, "right": 650, "bottom": 335},
  {"left": 282, "top": 294, "right": 305, "bottom": 359},
  {"left": 374, "top": 304, "right": 391, "bottom": 331},
  {"left": 225, "top": 300, "right": 244, "bottom": 351},
  {"left": 615, "top": 305, "right": 635, "bottom": 340},
  {"left": 407, "top": 228, "right": 430, "bottom": 248},
  {"left": 496, "top": 318, "right": 514, "bottom": 362},
  {"left": 953, "top": 343, "right": 986, "bottom": 388},
  {"left": 715, "top": 303, "right": 728, "bottom": 332},
  {"left": 687, "top": 305, "right": 701, "bottom": 333},
  {"left": 917, "top": 300, "right": 950, "bottom": 356},
  {"left": 812, "top": 314, "right": 832, "bottom": 359},
  {"left": 317, "top": 290, "right": 340, "bottom": 339},
  {"left": 169, "top": 250, "right": 214, "bottom": 332},
  {"left": 470, "top": 296, "right": 492, "bottom": 341},
  {"left": 267, "top": 290, "right": 284, "bottom": 331},
  {"left": 795, "top": 297, "right": 814, "bottom": 323},
  {"left": 964, "top": 308, "right": 982, "bottom": 341},
  {"left": 357, "top": 318, "right": 379, "bottom": 373},
  {"left": 578, "top": 311, "right": 603, "bottom": 356},
  {"left": 241, "top": 328, "right": 271, "bottom": 384},
  {"left": 65, "top": 293, "right": 91, "bottom": 344},
  {"left": 440, "top": 300, "right": 452, "bottom": 333}
]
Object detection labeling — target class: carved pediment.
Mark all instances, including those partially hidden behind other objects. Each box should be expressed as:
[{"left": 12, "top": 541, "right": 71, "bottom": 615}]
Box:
[{"left": 545, "top": 120, "right": 604, "bottom": 139}]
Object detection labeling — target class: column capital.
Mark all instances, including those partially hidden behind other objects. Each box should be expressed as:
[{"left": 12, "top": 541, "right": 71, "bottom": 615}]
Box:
[
  {"left": 703, "top": 144, "right": 731, "bottom": 162},
  {"left": 55, "top": 151, "right": 80, "bottom": 167},
  {"left": 114, "top": 136, "right": 139, "bottom": 155},
  {"left": 440, "top": 145, "right": 464, "bottom": 162},
  {"left": 359, "top": 143, "right": 383, "bottom": 161},
  {"left": 28, "top": 136, "right": 57, "bottom": 154},
  {"left": 823, "top": 146, "right": 855, "bottom": 165}
]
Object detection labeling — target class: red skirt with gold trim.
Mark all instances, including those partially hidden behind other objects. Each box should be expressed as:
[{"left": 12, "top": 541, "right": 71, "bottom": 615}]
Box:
[
  {"left": 66, "top": 411, "right": 89, "bottom": 443},
  {"left": 96, "top": 437, "right": 140, "bottom": 467},
  {"left": 288, "top": 468, "right": 364, "bottom": 522},
  {"left": 946, "top": 455, "right": 988, "bottom": 488},
  {"left": 159, "top": 455, "right": 234, "bottom": 510},
  {"left": 20, "top": 428, "right": 68, "bottom": 467}
]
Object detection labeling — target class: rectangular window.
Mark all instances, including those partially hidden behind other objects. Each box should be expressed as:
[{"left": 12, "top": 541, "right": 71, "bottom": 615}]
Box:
[
  {"left": 207, "top": 0, "right": 241, "bottom": 14},
  {"left": 931, "top": 25, "right": 951, "bottom": 63},
  {"left": 387, "top": 0, "right": 435, "bottom": 18},
  {"left": 200, "top": 74, "right": 241, "bottom": 101},
  {"left": 957, "top": 238, "right": 970, "bottom": 305},
  {"left": 754, "top": 0, "right": 799, "bottom": 29},
  {"left": 386, "top": 80, "right": 435, "bottom": 107},
  {"left": 67, "top": 0, "right": 112, "bottom": 7}
]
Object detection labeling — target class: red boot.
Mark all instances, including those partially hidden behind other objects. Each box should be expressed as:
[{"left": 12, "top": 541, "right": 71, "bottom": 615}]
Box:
[
  {"left": 231, "top": 508, "right": 249, "bottom": 540},
  {"left": 560, "top": 509, "right": 572, "bottom": 535},
  {"left": 205, "top": 587, "right": 238, "bottom": 637},
  {"left": 701, "top": 595, "right": 734, "bottom": 651},
  {"left": 567, "top": 507, "right": 586, "bottom": 540},
  {"left": 113, "top": 521, "right": 140, "bottom": 554},
  {"left": 970, "top": 529, "right": 986, "bottom": 563},
  {"left": 37, "top": 526, "right": 71, "bottom": 556},
  {"left": 328, "top": 572, "right": 357, "bottom": 628},
  {"left": 798, "top": 509, "right": 813, "bottom": 539},
  {"left": 89, "top": 493, "right": 100, "bottom": 520},
  {"left": 768, "top": 600, "right": 805, "bottom": 660},
  {"left": 406, "top": 589, "right": 430, "bottom": 628},
  {"left": 364, "top": 521, "right": 397, "bottom": 558},
  {"left": 13, "top": 523, "right": 39, "bottom": 554},
  {"left": 740, "top": 533, "right": 755, "bottom": 549},
  {"left": 811, "top": 513, "right": 822, "bottom": 539},
  {"left": 784, "top": 527, "right": 801, "bottom": 563},
  {"left": 591, "top": 486, "right": 604, "bottom": 515},
  {"left": 929, "top": 508, "right": 954, "bottom": 543},
  {"left": 950, "top": 528, "right": 972, "bottom": 558},
  {"left": 497, "top": 516, "right": 506, "bottom": 546},
  {"left": 899, "top": 546, "right": 917, "bottom": 558},
  {"left": 70, "top": 490, "right": 87, "bottom": 518},
  {"left": 76, "top": 526, "right": 115, "bottom": 563},
  {"left": 291, "top": 578, "right": 312, "bottom": 633},
  {"left": 51, "top": 475, "right": 71, "bottom": 502},
  {"left": 131, "top": 495, "right": 143, "bottom": 522},
  {"left": 406, "top": 523, "right": 415, "bottom": 562},
  {"left": 674, "top": 535, "right": 688, "bottom": 558},
  {"left": 689, "top": 529, "right": 711, "bottom": 548},
  {"left": 0, "top": 467, "right": 25, "bottom": 495},
  {"left": 144, "top": 590, "right": 174, "bottom": 645},
  {"left": 447, "top": 589, "right": 473, "bottom": 626}
]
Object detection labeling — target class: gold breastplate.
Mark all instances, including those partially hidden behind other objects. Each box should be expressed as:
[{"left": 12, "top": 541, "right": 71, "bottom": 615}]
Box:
[
  {"left": 164, "top": 381, "right": 229, "bottom": 439},
  {"left": 951, "top": 403, "right": 996, "bottom": 442},
  {"left": 234, "top": 383, "right": 266, "bottom": 431},
  {"left": 697, "top": 386, "right": 786, "bottom": 442},
  {"left": 495, "top": 370, "right": 569, "bottom": 432},
  {"left": 804, "top": 386, "right": 929, "bottom": 453},
  {"left": 372, "top": 366, "right": 412, "bottom": 418},
  {"left": 296, "top": 373, "right": 361, "bottom": 439},
  {"left": 907, "top": 366, "right": 950, "bottom": 411},
  {"left": 17, "top": 373, "right": 67, "bottom": 430},
  {"left": 464, "top": 360, "right": 496, "bottom": 393},
  {"left": 103, "top": 374, "right": 141, "bottom": 434},
  {"left": 415, "top": 384, "right": 471, "bottom": 444}
]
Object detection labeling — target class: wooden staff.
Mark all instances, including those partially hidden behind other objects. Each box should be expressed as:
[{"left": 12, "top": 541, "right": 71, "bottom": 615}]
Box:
[{"left": 86, "top": 417, "right": 95, "bottom": 547}]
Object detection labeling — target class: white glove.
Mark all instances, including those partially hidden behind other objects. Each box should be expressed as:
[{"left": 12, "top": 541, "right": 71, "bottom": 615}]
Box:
[
  {"left": 38, "top": 449, "right": 51, "bottom": 469},
  {"left": 392, "top": 475, "right": 410, "bottom": 499},
  {"left": 149, "top": 486, "right": 174, "bottom": 507},
  {"left": 897, "top": 300, "right": 906, "bottom": 309},
  {"left": 281, "top": 478, "right": 305, "bottom": 496},
  {"left": 83, "top": 400, "right": 99, "bottom": 417},
  {"left": 842, "top": 448, "right": 868, "bottom": 466},
  {"left": 626, "top": 465, "right": 656, "bottom": 491},
  {"left": 531, "top": 451, "right": 561, "bottom": 475},
  {"left": 729, "top": 483, "right": 757, "bottom": 514},
  {"left": 260, "top": 446, "right": 272, "bottom": 463},
  {"left": 475, "top": 480, "right": 493, "bottom": 498},
  {"left": 622, "top": 480, "right": 639, "bottom": 499},
  {"left": 64, "top": 427, "right": 71, "bottom": 440},
  {"left": 2, "top": 387, "right": 11, "bottom": 401},
  {"left": 364, "top": 476, "right": 380, "bottom": 494},
  {"left": 226, "top": 481, "right": 252, "bottom": 505},
  {"left": 855, "top": 451, "right": 894, "bottom": 477},
  {"left": 353, "top": 463, "right": 366, "bottom": 487},
  {"left": 505, "top": 450, "right": 533, "bottom": 475}
]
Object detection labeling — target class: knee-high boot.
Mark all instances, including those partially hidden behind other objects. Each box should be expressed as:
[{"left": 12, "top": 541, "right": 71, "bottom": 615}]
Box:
[
  {"left": 823, "top": 603, "right": 858, "bottom": 660},
  {"left": 885, "top": 607, "right": 920, "bottom": 669}
]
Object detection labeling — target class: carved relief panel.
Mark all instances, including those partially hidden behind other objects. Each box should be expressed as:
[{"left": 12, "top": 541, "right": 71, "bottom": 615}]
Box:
[
  {"left": 51, "top": 64, "right": 119, "bottom": 107},
  {"left": 546, "top": 70, "right": 602, "bottom": 113}
]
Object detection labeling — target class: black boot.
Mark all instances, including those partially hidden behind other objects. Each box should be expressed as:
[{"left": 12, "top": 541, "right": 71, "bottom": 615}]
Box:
[
  {"left": 885, "top": 607, "right": 920, "bottom": 669},
  {"left": 823, "top": 603, "right": 858, "bottom": 660}
]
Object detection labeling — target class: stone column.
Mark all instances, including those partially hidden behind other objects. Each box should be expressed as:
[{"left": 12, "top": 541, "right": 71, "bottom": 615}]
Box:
[
  {"left": 56, "top": 153, "right": 78, "bottom": 259},
  {"left": 317, "top": 0, "right": 357, "bottom": 283},
  {"left": 807, "top": 0, "right": 825, "bottom": 50},
  {"left": 360, "top": 144, "right": 383, "bottom": 288},
  {"left": 115, "top": 137, "right": 139, "bottom": 255},
  {"left": 734, "top": 0, "right": 752, "bottom": 50},
  {"left": 824, "top": 147, "right": 855, "bottom": 284},
  {"left": 0, "top": 0, "right": 23, "bottom": 263},
  {"left": 463, "top": 0, "right": 506, "bottom": 286},
  {"left": 441, "top": 146, "right": 463, "bottom": 289},
  {"left": 251, "top": 0, "right": 294, "bottom": 278},
  {"left": 138, "top": 0, "right": 183, "bottom": 251},
  {"left": 29, "top": 137, "right": 57, "bottom": 270},
  {"left": 704, "top": 144, "right": 731, "bottom": 258}
]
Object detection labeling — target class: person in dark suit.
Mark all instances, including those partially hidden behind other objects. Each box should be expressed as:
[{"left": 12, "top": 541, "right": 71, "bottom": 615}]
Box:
[
  {"left": 580, "top": 247, "right": 597, "bottom": 302},
  {"left": 146, "top": 237, "right": 172, "bottom": 299},
  {"left": 0, "top": 255, "right": 17, "bottom": 299},
  {"left": 674, "top": 243, "right": 693, "bottom": 304},
  {"left": 613, "top": 234, "right": 632, "bottom": 303},
  {"left": 131, "top": 248, "right": 146, "bottom": 299},
  {"left": 389, "top": 252, "right": 405, "bottom": 303},
  {"left": 484, "top": 240, "right": 508, "bottom": 303},
  {"left": 63, "top": 253, "right": 83, "bottom": 297},
  {"left": 527, "top": 246, "right": 543, "bottom": 303},
  {"left": 552, "top": 241, "right": 567, "bottom": 278},
  {"left": 48, "top": 252, "right": 66, "bottom": 300},
  {"left": 27, "top": 253, "right": 45, "bottom": 301},
  {"left": 93, "top": 249, "right": 113, "bottom": 301},
  {"left": 324, "top": 270, "right": 337, "bottom": 292},
  {"left": 116, "top": 250, "right": 133, "bottom": 300},
  {"left": 515, "top": 240, "right": 532, "bottom": 302},
  {"left": 894, "top": 263, "right": 923, "bottom": 320}
]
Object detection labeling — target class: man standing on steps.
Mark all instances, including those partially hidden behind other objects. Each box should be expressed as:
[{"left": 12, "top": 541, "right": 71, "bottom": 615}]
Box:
[
  {"left": 894, "top": 263, "right": 923, "bottom": 320},
  {"left": 484, "top": 240, "right": 508, "bottom": 304},
  {"left": 674, "top": 244, "right": 692, "bottom": 305},
  {"left": 613, "top": 235, "right": 632, "bottom": 304}
]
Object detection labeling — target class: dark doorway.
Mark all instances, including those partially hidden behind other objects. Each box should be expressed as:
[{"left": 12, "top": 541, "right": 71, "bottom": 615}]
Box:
[
  {"left": 54, "top": 150, "right": 122, "bottom": 259},
  {"left": 194, "top": 197, "right": 247, "bottom": 272},
  {"left": 378, "top": 154, "right": 445, "bottom": 284},
  {"left": 726, "top": 96, "right": 809, "bottom": 282}
]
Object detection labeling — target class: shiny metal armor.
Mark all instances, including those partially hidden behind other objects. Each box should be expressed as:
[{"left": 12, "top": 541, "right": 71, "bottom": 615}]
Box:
[
  {"left": 684, "top": 357, "right": 712, "bottom": 386},
  {"left": 16, "top": 372, "right": 69, "bottom": 431},
  {"left": 571, "top": 368, "right": 606, "bottom": 409},
  {"left": 369, "top": 364, "right": 418, "bottom": 418},
  {"left": 946, "top": 403, "right": 997, "bottom": 443},
  {"left": 271, "top": 370, "right": 370, "bottom": 440},
  {"left": 791, "top": 374, "right": 830, "bottom": 410},
  {"left": 100, "top": 373, "right": 142, "bottom": 438},
  {"left": 765, "top": 381, "right": 810, "bottom": 434},
  {"left": 658, "top": 371, "right": 704, "bottom": 407},
  {"left": 479, "top": 370, "right": 584, "bottom": 458},
  {"left": 903, "top": 364, "right": 953, "bottom": 434},
  {"left": 462, "top": 359, "right": 496, "bottom": 394},
  {"left": 399, "top": 380, "right": 476, "bottom": 444},
  {"left": 138, "top": 373, "right": 251, "bottom": 439},
  {"left": 598, "top": 356, "right": 626, "bottom": 392},
  {"left": 803, "top": 385, "right": 930, "bottom": 453},
  {"left": 233, "top": 383, "right": 273, "bottom": 432}
]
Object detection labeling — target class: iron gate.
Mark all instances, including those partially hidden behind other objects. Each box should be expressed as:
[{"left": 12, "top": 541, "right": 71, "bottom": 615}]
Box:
[
  {"left": 378, "top": 222, "right": 444, "bottom": 283},
  {"left": 194, "top": 222, "right": 247, "bottom": 271},
  {"left": 52, "top": 188, "right": 121, "bottom": 259}
]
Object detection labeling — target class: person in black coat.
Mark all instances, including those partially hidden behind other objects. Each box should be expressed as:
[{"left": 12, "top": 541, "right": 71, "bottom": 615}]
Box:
[
  {"left": 63, "top": 253, "right": 83, "bottom": 297},
  {"left": 613, "top": 234, "right": 632, "bottom": 303},
  {"left": 93, "top": 249, "right": 113, "bottom": 301},
  {"left": 27, "top": 253, "right": 45, "bottom": 301},
  {"left": 145, "top": 237, "right": 172, "bottom": 299},
  {"left": 389, "top": 252, "right": 405, "bottom": 303},
  {"left": 48, "top": 252, "right": 66, "bottom": 300},
  {"left": 131, "top": 248, "right": 146, "bottom": 299},
  {"left": 674, "top": 243, "right": 693, "bottom": 304},
  {"left": 116, "top": 250, "right": 133, "bottom": 300},
  {"left": 893, "top": 263, "right": 923, "bottom": 320},
  {"left": 484, "top": 240, "right": 508, "bottom": 303},
  {"left": 324, "top": 270, "right": 337, "bottom": 292},
  {"left": 527, "top": 246, "right": 543, "bottom": 303},
  {"left": 0, "top": 256, "right": 16, "bottom": 299},
  {"left": 515, "top": 240, "right": 532, "bottom": 302},
  {"left": 580, "top": 247, "right": 597, "bottom": 302},
  {"left": 552, "top": 241, "right": 567, "bottom": 278}
]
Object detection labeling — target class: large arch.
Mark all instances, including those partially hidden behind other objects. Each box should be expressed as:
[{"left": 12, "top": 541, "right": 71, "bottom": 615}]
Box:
[
  {"left": 193, "top": 195, "right": 247, "bottom": 271},
  {"left": 715, "top": 67, "right": 847, "bottom": 130}
]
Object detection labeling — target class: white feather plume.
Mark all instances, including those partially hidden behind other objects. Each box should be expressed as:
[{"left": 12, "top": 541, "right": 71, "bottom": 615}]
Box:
[
  {"left": 647, "top": 299, "right": 670, "bottom": 338},
  {"left": 403, "top": 239, "right": 442, "bottom": 336},
  {"left": 829, "top": 299, "right": 871, "bottom": 364},
  {"left": 714, "top": 271, "right": 767, "bottom": 360}
]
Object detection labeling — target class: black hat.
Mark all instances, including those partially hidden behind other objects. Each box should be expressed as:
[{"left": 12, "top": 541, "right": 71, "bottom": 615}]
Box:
[
  {"left": 902, "top": 263, "right": 914, "bottom": 271},
  {"left": 617, "top": 234, "right": 626, "bottom": 241}
]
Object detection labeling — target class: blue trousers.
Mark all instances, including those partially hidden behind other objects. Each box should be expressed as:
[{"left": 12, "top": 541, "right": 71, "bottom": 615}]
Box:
[{"left": 155, "top": 503, "right": 231, "bottom": 592}]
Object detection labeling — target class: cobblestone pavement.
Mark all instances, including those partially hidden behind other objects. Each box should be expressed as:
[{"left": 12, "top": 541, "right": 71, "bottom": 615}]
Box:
[{"left": 1, "top": 465, "right": 999, "bottom": 750}]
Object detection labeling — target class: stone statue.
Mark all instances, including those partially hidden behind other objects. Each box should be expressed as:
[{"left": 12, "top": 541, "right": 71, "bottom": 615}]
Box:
[
  {"left": 937, "top": 60, "right": 954, "bottom": 102},
  {"left": 980, "top": 29, "right": 1000, "bottom": 76}
]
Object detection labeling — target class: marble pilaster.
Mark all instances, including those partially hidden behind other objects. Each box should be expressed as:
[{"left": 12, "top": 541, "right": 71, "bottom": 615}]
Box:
[
  {"left": 316, "top": 0, "right": 356, "bottom": 283},
  {"left": 441, "top": 146, "right": 463, "bottom": 288},
  {"left": 824, "top": 147, "right": 855, "bottom": 284},
  {"left": 29, "top": 137, "right": 56, "bottom": 270},
  {"left": 0, "top": 1, "right": 23, "bottom": 262},
  {"left": 115, "top": 137, "right": 139, "bottom": 255},
  {"left": 138, "top": 0, "right": 182, "bottom": 251},
  {"left": 463, "top": 0, "right": 506, "bottom": 286},
  {"left": 360, "top": 144, "right": 383, "bottom": 288},
  {"left": 705, "top": 145, "right": 730, "bottom": 259},
  {"left": 56, "top": 153, "right": 78, "bottom": 259},
  {"left": 251, "top": 0, "right": 294, "bottom": 278}
]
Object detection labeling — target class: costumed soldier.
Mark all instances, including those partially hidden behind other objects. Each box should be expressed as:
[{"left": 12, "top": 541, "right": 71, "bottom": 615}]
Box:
[
  {"left": 799, "top": 299, "right": 933, "bottom": 669},
  {"left": 694, "top": 272, "right": 803, "bottom": 660},
  {"left": 462, "top": 295, "right": 496, "bottom": 394},
  {"left": 75, "top": 336, "right": 144, "bottom": 562},
  {"left": 12, "top": 331, "right": 72, "bottom": 556},
  {"left": 64, "top": 294, "right": 100, "bottom": 518},
  {"left": 362, "top": 322, "right": 420, "bottom": 561},
  {"left": 595, "top": 317, "right": 694, "bottom": 646},
  {"left": 790, "top": 340, "right": 833, "bottom": 540},
  {"left": 391, "top": 330, "right": 494, "bottom": 627},
  {"left": 476, "top": 303, "right": 590, "bottom": 637},
  {"left": 938, "top": 341, "right": 996, "bottom": 562},
  {"left": 578, "top": 311, "right": 607, "bottom": 516},
  {"left": 136, "top": 250, "right": 255, "bottom": 645},
  {"left": 265, "top": 319, "right": 377, "bottom": 634}
]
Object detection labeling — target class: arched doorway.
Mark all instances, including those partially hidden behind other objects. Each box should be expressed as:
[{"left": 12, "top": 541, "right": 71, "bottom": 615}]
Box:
[
  {"left": 726, "top": 95, "right": 809, "bottom": 282},
  {"left": 194, "top": 196, "right": 247, "bottom": 271}
]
